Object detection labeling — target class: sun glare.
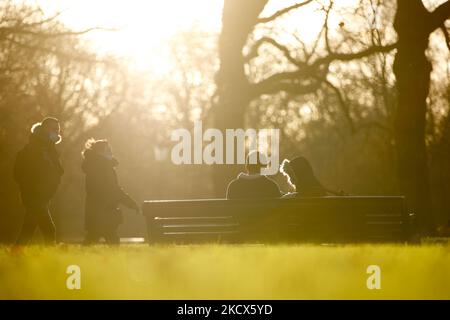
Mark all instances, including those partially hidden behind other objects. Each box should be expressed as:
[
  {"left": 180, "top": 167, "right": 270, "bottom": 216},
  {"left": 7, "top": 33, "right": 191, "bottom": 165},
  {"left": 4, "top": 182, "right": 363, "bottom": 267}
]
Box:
[
  {"left": 24, "top": 0, "right": 366, "bottom": 76},
  {"left": 30, "top": 0, "right": 223, "bottom": 73}
]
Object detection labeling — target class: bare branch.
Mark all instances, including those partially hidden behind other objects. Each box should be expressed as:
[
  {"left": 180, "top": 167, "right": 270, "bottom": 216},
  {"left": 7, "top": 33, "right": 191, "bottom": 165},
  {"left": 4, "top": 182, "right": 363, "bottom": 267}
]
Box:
[
  {"left": 257, "top": 0, "right": 314, "bottom": 23},
  {"left": 250, "top": 78, "right": 322, "bottom": 97},
  {"left": 246, "top": 41, "right": 397, "bottom": 99},
  {"left": 323, "top": 0, "right": 334, "bottom": 53},
  {"left": 0, "top": 26, "right": 114, "bottom": 38},
  {"left": 324, "top": 78, "right": 355, "bottom": 133},
  {"left": 311, "top": 43, "right": 397, "bottom": 68},
  {"left": 245, "top": 36, "right": 304, "bottom": 67},
  {"left": 5, "top": 37, "right": 106, "bottom": 64},
  {"left": 21, "top": 12, "right": 62, "bottom": 28},
  {"left": 429, "top": 0, "right": 450, "bottom": 31}
]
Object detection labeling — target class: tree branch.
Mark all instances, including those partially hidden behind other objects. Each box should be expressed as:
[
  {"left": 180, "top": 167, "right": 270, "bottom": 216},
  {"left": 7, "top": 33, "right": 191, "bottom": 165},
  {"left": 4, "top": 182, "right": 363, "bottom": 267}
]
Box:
[
  {"left": 323, "top": 0, "right": 334, "bottom": 53},
  {"left": 247, "top": 42, "right": 397, "bottom": 99},
  {"left": 257, "top": 0, "right": 314, "bottom": 23},
  {"left": 250, "top": 78, "right": 322, "bottom": 97},
  {"left": 429, "top": 0, "right": 450, "bottom": 31},
  {"left": 5, "top": 37, "right": 106, "bottom": 64},
  {"left": 311, "top": 43, "right": 397, "bottom": 68},
  {"left": 245, "top": 36, "right": 305, "bottom": 67},
  {"left": 0, "top": 26, "right": 113, "bottom": 38},
  {"left": 324, "top": 79, "right": 355, "bottom": 133},
  {"left": 20, "top": 12, "right": 62, "bottom": 28}
]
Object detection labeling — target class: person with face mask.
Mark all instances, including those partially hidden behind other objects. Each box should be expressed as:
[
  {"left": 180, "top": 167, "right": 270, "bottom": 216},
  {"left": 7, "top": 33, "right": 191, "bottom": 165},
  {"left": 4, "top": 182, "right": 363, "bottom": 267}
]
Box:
[
  {"left": 81, "top": 138, "right": 139, "bottom": 245},
  {"left": 13, "top": 117, "right": 64, "bottom": 245}
]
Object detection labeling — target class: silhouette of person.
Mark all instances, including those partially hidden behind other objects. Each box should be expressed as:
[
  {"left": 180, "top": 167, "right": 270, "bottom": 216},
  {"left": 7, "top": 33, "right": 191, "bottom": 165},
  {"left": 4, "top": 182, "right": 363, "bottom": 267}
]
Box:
[
  {"left": 226, "top": 151, "right": 282, "bottom": 199},
  {"left": 14, "top": 117, "right": 64, "bottom": 245},
  {"left": 81, "top": 138, "right": 139, "bottom": 245},
  {"left": 280, "top": 156, "right": 338, "bottom": 198}
]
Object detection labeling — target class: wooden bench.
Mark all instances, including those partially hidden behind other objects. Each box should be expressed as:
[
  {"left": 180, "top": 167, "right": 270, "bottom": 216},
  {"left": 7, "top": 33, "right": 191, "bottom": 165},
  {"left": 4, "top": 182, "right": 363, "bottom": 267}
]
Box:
[{"left": 142, "top": 196, "right": 415, "bottom": 244}]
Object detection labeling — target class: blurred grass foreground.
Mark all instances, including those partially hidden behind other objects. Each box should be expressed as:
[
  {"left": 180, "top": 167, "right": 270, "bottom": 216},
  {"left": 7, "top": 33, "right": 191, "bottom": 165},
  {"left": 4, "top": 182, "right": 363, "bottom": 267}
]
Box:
[{"left": 1, "top": 244, "right": 450, "bottom": 300}]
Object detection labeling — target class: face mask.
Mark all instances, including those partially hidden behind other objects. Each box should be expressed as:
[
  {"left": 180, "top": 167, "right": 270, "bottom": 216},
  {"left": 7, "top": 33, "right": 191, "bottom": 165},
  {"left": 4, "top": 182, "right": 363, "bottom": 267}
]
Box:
[
  {"left": 49, "top": 132, "right": 61, "bottom": 144},
  {"left": 102, "top": 152, "right": 113, "bottom": 160}
]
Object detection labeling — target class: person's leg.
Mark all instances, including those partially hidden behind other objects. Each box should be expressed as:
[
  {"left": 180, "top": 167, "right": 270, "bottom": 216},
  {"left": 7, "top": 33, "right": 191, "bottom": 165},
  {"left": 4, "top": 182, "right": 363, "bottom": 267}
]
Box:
[
  {"left": 83, "top": 232, "right": 101, "bottom": 245},
  {"left": 16, "top": 207, "right": 39, "bottom": 245},
  {"left": 37, "top": 206, "right": 56, "bottom": 245}
]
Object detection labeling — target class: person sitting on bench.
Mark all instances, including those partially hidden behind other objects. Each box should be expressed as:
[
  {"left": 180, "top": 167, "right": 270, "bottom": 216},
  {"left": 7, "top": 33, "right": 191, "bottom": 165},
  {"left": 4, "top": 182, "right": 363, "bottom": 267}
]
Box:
[
  {"left": 280, "top": 156, "right": 345, "bottom": 198},
  {"left": 226, "top": 151, "right": 282, "bottom": 199}
]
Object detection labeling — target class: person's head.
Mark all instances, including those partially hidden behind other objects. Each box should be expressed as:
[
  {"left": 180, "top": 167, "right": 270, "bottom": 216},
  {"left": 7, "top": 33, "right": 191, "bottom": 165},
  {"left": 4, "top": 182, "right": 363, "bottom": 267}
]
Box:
[
  {"left": 82, "top": 138, "right": 113, "bottom": 160},
  {"left": 245, "top": 150, "right": 269, "bottom": 175},
  {"left": 31, "top": 117, "right": 61, "bottom": 144},
  {"left": 280, "top": 156, "right": 320, "bottom": 190}
]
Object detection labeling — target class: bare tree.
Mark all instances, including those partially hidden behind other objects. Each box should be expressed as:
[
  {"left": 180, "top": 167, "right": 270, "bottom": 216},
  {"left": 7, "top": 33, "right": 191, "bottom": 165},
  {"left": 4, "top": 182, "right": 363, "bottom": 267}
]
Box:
[{"left": 393, "top": 0, "right": 450, "bottom": 233}]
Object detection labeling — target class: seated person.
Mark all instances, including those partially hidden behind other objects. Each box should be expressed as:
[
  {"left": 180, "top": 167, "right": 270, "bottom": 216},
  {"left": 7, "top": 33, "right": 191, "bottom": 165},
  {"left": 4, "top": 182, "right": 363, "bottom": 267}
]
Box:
[
  {"left": 280, "top": 156, "right": 343, "bottom": 198},
  {"left": 226, "top": 151, "right": 282, "bottom": 199}
]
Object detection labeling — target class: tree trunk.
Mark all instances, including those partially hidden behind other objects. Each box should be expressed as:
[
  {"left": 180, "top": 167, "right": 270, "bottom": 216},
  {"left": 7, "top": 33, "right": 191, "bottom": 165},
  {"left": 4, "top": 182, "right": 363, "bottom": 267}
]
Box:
[
  {"left": 212, "top": 0, "right": 267, "bottom": 196},
  {"left": 393, "top": 0, "right": 434, "bottom": 233}
]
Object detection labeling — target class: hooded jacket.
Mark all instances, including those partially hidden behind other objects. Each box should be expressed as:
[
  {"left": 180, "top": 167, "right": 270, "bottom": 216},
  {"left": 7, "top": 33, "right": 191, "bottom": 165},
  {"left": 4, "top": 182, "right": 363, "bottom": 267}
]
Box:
[
  {"left": 82, "top": 150, "right": 136, "bottom": 232},
  {"left": 226, "top": 172, "right": 282, "bottom": 199},
  {"left": 13, "top": 125, "right": 64, "bottom": 207}
]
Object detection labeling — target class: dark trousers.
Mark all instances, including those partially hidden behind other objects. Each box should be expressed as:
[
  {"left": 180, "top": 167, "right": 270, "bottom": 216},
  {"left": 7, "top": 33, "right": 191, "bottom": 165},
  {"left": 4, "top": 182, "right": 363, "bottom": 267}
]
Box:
[
  {"left": 16, "top": 205, "right": 56, "bottom": 245},
  {"left": 83, "top": 231, "right": 120, "bottom": 245}
]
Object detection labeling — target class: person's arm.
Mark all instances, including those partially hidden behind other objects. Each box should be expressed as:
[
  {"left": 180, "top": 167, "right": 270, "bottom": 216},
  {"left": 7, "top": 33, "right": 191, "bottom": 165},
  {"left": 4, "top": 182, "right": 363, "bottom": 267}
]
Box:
[
  {"left": 112, "top": 172, "right": 139, "bottom": 212},
  {"left": 118, "top": 188, "right": 139, "bottom": 212},
  {"left": 323, "top": 186, "right": 349, "bottom": 196},
  {"left": 112, "top": 181, "right": 139, "bottom": 212},
  {"left": 101, "top": 169, "right": 139, "bottom": 212}
]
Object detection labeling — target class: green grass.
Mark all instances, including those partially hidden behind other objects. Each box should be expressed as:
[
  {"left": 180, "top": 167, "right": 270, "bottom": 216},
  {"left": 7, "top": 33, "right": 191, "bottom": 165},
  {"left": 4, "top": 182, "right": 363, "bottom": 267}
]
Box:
[{"left": 1, "top": 243, "right": 450, "bottom": 299}]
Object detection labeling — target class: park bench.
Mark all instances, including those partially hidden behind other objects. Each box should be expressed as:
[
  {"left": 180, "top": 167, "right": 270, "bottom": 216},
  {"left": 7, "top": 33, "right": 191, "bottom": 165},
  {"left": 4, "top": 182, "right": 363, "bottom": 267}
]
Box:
[{"left": 142, "top": 196, "right": 415, "bottom": 244}]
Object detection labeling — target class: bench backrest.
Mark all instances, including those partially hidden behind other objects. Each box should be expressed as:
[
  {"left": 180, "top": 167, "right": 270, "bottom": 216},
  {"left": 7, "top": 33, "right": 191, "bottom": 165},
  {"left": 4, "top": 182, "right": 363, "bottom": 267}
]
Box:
[{"left": 143, "top": 196, "right": 412, "bottom": 244}]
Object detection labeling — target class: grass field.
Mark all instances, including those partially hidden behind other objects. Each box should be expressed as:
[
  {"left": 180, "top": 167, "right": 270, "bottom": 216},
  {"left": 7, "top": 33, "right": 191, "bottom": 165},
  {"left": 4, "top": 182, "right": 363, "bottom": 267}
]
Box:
[{"left": 1, "top": 243, "right": 450, "bottom": 300}]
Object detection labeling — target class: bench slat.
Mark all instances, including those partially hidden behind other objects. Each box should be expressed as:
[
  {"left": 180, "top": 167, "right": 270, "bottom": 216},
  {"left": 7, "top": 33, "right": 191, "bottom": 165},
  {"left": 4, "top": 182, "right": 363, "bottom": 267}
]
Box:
[{"left": 143, "top": 197, "right": 412, "bottom": 244}]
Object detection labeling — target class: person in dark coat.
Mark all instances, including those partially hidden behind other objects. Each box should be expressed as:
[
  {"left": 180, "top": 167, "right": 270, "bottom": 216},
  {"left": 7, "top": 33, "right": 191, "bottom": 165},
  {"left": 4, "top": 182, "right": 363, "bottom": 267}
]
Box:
[
  {"left": 81, "top": 138, "right": 139, "bottom": 245},
  {"left": 280, "top": 156, "right": 346, "bottom": 198},
  {"left": 14, "top": 117, "right": 64, "bottom": 245},
  {"left": 226, "top": 151, "right": 282, "bottom": 199}
]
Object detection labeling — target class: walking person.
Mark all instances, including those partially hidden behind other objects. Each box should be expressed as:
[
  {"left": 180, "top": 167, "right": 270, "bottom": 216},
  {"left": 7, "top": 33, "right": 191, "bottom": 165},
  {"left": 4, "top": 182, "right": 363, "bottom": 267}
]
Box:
[
  {"left": 81, "top": 138, "right": 139, "bottom": 245},
  {"left": 14, "top": 117, "right": 64, "bottom": 245}
]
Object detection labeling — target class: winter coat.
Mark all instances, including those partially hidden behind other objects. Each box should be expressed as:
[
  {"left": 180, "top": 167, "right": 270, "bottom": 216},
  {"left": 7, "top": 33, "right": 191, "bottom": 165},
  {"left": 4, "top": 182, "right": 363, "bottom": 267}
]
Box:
[
  {"left": 13, "top": 126, "right": 64, "bottom": 208},
  {"left": 226, "top": 172, "right": 282, "bottom": 199},
  {"left": 82, "top": 150, "right": 136, "bottom": 233}
]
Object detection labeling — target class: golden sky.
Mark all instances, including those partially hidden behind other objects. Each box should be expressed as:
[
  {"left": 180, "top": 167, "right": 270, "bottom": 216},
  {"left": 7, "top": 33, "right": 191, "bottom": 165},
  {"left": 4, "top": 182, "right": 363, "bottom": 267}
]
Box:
[
  {"left": 28, "top": 0, "right": 447, "bottom": 76},
  {"left": 29, "top": 0, "right": 348, "bottom": 74},
  {"left": 31, "top": 0, "right": 223, "bottom": 73}
]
